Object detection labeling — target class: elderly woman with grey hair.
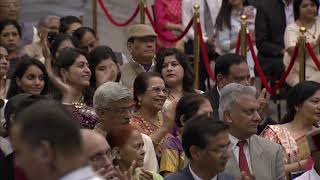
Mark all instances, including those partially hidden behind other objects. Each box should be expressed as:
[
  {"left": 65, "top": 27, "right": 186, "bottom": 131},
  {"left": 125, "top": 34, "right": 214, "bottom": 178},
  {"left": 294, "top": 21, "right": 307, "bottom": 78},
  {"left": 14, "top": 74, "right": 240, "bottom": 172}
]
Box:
[
  {"left": 21, "top": 15, "right": 60, "bottom": 63},
  {"left": 93, "top": 81, "right": 159, "bottom": 172}
]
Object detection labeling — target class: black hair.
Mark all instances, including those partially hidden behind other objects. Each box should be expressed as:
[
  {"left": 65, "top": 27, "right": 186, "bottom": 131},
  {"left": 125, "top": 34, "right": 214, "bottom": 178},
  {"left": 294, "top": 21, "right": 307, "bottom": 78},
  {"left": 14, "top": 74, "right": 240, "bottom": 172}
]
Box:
[
  {"left": 59, "top": 15, "right": 82, "bottom": 33},
  {"left": 0, "top": 19, "right": 22, "bottom": 37},
  {"left": 15, "top": 99, "right": 82, "bottom": 154},
  {"left": 293, "top": 0, "right": 319, "bottom": 20},
  {"left": 214, "top": 53, "right": 246, "bottom": 79},
  {"left": 175, "top": 93, "right": 210, "bottom": 127},
  {"left": 49, "top": 33, "right": 77, "bottom": 60},
  {"left": 73, "top": 26, "right": 97, "bottom": 42},
  {"left": 3, "top": 94, "right": 49, "bottom": 136},
  {"left": 215, "top": 0, "right": 250, "bottom": 31},
  {"left": 55, "top": 48, "right": 93, "bottom": 104},
  {"left": 7, "top": 57, "right": 49, "bottom": 99},
  {"left": 133, "top": 72, "right": 163, "bottom": 106},
  {"left": 182, "top": 114, "right": 229, "bottom": 159},
  {"left": 88, "top": 45, "right": 120, "bottom": 88},
  {"left": 155, "top": 48, "right": 195, "bottom": 93},
  {"left": 282, "top": 81, "right": 320, "bottom": 124}
]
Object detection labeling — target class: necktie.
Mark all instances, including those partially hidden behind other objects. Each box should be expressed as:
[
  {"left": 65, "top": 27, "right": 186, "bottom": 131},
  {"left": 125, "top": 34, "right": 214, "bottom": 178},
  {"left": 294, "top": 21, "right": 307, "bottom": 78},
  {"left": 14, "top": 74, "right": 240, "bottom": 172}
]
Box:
[{"left": 237, "top": 140, "right": 250, "bottom": 176}]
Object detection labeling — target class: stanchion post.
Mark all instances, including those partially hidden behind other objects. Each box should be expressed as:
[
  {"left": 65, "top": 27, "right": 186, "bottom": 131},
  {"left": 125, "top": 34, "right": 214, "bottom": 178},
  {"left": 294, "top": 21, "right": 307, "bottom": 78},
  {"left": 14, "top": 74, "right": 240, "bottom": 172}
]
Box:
[
  {"left": 298, "top": 27, "right": 307, "bottom": 82},
  {"left": 193, "top": 4, "right": 200, "bottom": 89},
  {"left": 140, "top": 0, "right": 146, "bottom": 24},
  {"left": 240, "top": 15, "right": 247, "bottom": 59},
  {"left": 92, "top": 0, "right": 98, "bottom": 33}
]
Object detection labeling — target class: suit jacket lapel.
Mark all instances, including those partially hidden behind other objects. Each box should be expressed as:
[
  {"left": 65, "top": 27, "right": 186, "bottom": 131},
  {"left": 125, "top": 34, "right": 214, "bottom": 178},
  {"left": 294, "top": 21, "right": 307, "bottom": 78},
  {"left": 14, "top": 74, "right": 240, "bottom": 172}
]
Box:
[
  {"left": 225, "top": 152, "right": 240, "bottom": 176},
  {"left": 249, "top": 135, "right": 265, "bottom": 178}
]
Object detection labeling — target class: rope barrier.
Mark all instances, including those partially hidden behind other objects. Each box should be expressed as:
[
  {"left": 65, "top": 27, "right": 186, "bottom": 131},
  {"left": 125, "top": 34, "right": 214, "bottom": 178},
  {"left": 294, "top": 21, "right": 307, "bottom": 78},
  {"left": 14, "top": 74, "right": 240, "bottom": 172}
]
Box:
[
  {"left": 144, "top": 7, "right": 193, "bottom": 43},
  {"left": 98, "top": 0, "right": 139, "bottom": 27},
  {"left": 306, "top": 42, "right": 320, "bottom": 70},
  {"left": 246, "top": 33, "right": 299, "bottom": 95},
  {"left": 235, "top": 32, "right": 241, "bottom": 54},
  {"left": 196, "top": 21, "right": 215, "bottom": 81}
]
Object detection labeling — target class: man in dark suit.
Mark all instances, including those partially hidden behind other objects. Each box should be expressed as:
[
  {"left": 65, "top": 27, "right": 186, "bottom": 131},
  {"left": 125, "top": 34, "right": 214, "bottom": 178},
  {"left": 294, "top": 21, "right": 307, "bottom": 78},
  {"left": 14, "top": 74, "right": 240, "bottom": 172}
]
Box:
[
  {"left": 206, "top": 53, "right": 250, "bottom": 121},
  {"left": 165, "top": 115, "right": 235, "bottom": 180},
  {"left": 255, "top": 0, "right": 293, "bottom": 89}
]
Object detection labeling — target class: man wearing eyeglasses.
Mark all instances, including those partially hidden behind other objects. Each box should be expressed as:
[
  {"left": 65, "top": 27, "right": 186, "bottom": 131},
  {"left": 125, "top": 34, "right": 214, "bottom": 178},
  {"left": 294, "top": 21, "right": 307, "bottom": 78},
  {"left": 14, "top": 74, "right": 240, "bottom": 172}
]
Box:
[
  {"left": 82, "top": 129, "right": 128, "bottom": 180},
  {"left": 93, "top": 81, "right": 158, "bottom": 172},
  {"left": 165, "top": 115, "right": 235, "bottom": 180}
]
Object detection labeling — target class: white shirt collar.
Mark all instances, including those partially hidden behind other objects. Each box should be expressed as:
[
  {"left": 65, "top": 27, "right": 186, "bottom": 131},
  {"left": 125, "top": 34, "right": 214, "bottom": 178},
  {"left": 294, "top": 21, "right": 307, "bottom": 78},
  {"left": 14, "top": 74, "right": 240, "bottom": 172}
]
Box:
[
  {"left": 229, "top": 134, "right": 249, "bottom": 149},
  {"left": 59, "top": 166, "right": 98, "bottom": 180},
  {"left": 189, "top": 164, "right": 217, "bottom": 180}
]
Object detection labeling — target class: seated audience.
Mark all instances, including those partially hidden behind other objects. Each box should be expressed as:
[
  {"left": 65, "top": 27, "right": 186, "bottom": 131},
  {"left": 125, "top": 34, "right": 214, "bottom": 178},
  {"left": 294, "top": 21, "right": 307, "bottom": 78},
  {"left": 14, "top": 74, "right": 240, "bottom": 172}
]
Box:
[
  {"left": 21, "top": 15, "right": 60, "bottom": 63},
  {"left": 59, "top": 15, "right": 82, "bottom": 34},
  {"left": 165, "top": 115, "right": 234, "bottom": 180},
  {"left": 10, "top": 99, "right": 103, "bottom": 180},
  {"left": 81, "top": 129, "right": 128, "bottom": 179},
  {"left": 93, "top": 82, "right": 158, "bottom": 172},
  {"left": 88, "top": 45, "right": 121, "bottom": 88},
  {"left": 107, "top": 125, "right": 163, "bottom": 180},
  {"left": 219, "top": 83, "right": 286, "bottom": 179},
  {"left": 45, "top": 48, "right": 97, "bottom": 129},
  {"left": 121, "top": 24, "right": 157, "bottom": 88},
  {"left": 73, "top": 27, "right": 99, "bottom": 54},
  {"left": 160, "top": 93, "right": 213, "bottom": 177},
  {"left": 49, "top": 33, "right": 76, "bottom": 61},
  {"left": 7, "top": 57, "right": 48, "bottom": 99},
  {"left": 284, "top": 0, "right": 320, "bottom": 87},
  {"left": 294, "top": 129, "right": 320, "bottom": 180},
  {"left": 155, "top": 48, "right": 196, "bottom": 109},
  {"left": 0, "top": 46, "right": 10, "bottom": 99},
  {"left": 0, "top": 19, "right": 23, "bottom": 77},
  {"left": 261, "top": 81, "right": 320, "bottom": 178},
  {"left": 130, "top": 72, "right": 174, "bottom": 155}
]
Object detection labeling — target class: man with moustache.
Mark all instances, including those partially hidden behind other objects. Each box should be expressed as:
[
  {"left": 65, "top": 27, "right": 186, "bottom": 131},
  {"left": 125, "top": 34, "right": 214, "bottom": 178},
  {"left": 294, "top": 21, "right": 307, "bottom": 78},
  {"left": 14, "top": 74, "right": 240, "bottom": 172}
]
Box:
[{"left": 121, "top": 24, "right": 157, "bottom": 88}]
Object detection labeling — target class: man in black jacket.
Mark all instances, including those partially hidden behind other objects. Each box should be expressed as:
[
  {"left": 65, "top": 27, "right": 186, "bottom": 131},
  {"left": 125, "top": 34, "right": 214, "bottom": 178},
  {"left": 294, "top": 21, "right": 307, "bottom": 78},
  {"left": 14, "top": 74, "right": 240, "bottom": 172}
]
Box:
[{"left": 255, "top": 0, "right": 294, "bottom": 89}]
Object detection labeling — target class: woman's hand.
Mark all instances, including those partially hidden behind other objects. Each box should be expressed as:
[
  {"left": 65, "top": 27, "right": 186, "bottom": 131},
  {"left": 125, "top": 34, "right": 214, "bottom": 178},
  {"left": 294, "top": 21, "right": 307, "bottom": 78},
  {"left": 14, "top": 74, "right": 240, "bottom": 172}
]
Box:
[
  {"left": 139, "top": 169, "right": 154, "bottom": 180},
  {"left": 161, "top": 99, "right": 178, "bottom": 131},
  {"left": 41, "top": 38, "right": 79, "bottom": 103}
]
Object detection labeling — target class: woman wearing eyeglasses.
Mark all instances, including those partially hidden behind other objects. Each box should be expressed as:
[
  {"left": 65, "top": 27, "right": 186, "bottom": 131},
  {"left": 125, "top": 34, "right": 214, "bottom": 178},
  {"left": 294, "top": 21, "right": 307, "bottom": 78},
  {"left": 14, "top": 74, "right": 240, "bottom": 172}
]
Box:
[{"left": 130, "top": 72, "right": 175, "bottom": 155}]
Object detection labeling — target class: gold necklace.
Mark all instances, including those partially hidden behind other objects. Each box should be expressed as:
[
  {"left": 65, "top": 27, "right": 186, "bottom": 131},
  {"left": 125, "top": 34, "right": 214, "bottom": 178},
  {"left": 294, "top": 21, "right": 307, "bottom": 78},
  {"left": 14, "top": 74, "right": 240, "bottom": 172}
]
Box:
[{"left": 136, "top": 111, "right": 162, "bottom": 135}]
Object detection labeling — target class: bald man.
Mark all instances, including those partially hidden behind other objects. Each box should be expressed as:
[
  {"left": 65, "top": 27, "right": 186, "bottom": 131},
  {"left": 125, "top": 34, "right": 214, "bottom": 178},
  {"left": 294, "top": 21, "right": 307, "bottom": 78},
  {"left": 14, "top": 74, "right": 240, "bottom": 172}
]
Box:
[{"left": 81, "top": 129, "right": 124, "bottom": 179}]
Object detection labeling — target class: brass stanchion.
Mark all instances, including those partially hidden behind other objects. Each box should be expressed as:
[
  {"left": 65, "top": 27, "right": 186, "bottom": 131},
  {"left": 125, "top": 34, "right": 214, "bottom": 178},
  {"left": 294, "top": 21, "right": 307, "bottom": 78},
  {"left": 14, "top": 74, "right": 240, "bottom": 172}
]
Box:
[
  {"left": 140, "top": 0, "right": 146, "bottom": 24},
  {"left": 240, "top": 15, "right": 247, "bottom": 59},
  {"left": 298, "top": 27, "right": 307, "bottom": 82},
  {"left": 92, "top": 0, "right": 98, "bottom": 33},
  {"left": 193, "top": 4, "right": 200, "bottom": 89}
]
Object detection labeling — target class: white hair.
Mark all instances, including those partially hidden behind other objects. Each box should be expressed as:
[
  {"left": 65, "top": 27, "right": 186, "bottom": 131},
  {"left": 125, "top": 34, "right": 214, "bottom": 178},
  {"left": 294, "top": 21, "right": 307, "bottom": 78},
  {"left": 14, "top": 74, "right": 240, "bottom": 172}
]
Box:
[
  {"left": 218, "top": 83, "right": 256, "bottom": 120},
  {"left": 93, "top": 82, "right": 132, "bottom": 109},
  {"left": 38, "top": 15, "right": 60, "bottom": 27}
]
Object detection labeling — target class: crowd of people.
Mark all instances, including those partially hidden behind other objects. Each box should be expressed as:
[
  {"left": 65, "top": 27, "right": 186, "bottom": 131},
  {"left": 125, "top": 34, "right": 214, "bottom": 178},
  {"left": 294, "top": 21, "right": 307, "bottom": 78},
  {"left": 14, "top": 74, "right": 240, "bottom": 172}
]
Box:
[{"left": 0, "top": 0, "right": 320, "bottom": 180}]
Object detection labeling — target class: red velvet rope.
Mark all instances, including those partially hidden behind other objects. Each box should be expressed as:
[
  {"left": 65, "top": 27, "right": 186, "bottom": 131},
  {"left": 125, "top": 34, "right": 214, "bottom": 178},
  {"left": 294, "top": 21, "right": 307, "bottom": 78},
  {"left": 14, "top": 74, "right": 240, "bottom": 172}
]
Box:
[
  {"left": 98, "top": 0, "right": 139, "bottom": 27},
  {"left": 306, "top": 42, "right": 320, "bottom": 70},
  {"left": 144, "top": 7, "right": 193, "bottom": 43},
  {"left": 246, "top": 33, "right": 299, "bottom": 95},
  {"left": 196, "top": 21, "right": 215, "bottom": 81},
  {"left": 235, "top": 32, "right": 241, "bottom": 54}
]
